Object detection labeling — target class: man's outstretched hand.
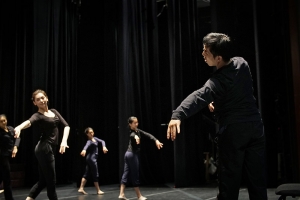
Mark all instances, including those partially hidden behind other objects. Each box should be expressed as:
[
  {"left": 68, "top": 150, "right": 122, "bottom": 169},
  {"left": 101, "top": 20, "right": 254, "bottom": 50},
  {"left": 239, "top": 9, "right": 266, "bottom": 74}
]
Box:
[{"left": 167, "top": 119, "right": 181, "bottom": 141}]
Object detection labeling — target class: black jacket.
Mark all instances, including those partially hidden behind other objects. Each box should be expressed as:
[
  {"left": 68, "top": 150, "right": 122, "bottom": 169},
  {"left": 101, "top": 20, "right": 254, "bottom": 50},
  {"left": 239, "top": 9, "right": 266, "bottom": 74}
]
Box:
[{"left": 171, "top": 57, "right": 261, "bottom": 126}]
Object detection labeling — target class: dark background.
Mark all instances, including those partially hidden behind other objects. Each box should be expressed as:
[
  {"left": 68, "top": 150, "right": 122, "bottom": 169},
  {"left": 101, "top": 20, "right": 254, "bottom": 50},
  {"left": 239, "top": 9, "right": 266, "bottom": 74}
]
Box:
[{"left": 0, "top": 0, "right": 299, "bottom": 189}]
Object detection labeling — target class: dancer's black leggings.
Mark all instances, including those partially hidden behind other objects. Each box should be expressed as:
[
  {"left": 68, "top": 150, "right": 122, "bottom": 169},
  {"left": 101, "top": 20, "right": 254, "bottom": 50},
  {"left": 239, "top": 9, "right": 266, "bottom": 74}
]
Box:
[
  {"left": 28, "top": 141, "right": 57, "bottom": 200},
  {"left": 0, "top": 155, "right": 14, "bottom": 200}
]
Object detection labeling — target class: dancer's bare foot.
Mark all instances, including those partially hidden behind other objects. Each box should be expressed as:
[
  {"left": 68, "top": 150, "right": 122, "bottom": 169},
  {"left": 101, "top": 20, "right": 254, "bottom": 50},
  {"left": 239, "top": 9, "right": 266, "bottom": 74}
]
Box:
[
  {"left": 118, "top": 196, "right": 128, "bottom": 200},
  {"left": 97, "top": 190, "right": 104, "bottom": 195},
  {"left": 78, "top": 188, "right": 88, "bottom": 194},
  {"left": 137, "top": 196, "right": 147, "bottom": 200}
]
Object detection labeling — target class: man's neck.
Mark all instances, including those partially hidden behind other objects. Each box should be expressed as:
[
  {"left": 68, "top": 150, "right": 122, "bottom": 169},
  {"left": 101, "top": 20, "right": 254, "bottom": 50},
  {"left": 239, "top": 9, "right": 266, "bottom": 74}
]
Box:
[{"left": 216, "top": 58, "right": 232, "bottom": 69}]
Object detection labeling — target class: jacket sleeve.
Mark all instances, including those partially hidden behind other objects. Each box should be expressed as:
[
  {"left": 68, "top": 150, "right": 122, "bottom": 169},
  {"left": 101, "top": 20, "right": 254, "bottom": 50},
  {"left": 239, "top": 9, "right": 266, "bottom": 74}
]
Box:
[{"left": 171, "top": 78, "right": 221, "bottom": 120}]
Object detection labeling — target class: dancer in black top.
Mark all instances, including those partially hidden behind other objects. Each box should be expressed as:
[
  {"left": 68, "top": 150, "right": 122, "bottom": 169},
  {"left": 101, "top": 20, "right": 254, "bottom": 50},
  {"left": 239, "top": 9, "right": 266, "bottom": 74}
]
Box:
[
  {"left": 167, "top": 33, "right": 267, "bottom": 200},
  {"left": 118, "top": 116, "right": 163, "bottom": 200},
  {"left": 78, "top": 127, "right": 108, "bottom": 195},
  {"left": 0, "top": 114, "right": 21, "bottom": 200},
  {"left": 14, "top": 89, "right": 70, "bottom": 200}
]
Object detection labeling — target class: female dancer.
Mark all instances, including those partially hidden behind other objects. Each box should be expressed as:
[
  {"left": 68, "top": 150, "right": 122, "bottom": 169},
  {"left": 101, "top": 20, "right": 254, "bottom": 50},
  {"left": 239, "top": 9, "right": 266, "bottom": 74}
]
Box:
[
  {"left": 0, "top": 114, "right": 21, "bottom": 200},
  {"left": 118, "top": 116, "right": 163, "bottom": 200},
  {"left": 14, "top": 89, "right": 70, "bottom": 200},
  {"left": 78, "top": 127, "right": 108, "bottom": 195}
]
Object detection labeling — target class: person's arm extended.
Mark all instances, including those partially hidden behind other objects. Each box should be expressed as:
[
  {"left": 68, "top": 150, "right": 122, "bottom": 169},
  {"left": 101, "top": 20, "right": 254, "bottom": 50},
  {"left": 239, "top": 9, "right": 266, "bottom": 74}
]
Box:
[
  {"left": 14, "top": 120, "right": 31, "bottom": 138},
  {"left": 80, "top": 140, "right": 92, "bottom": 157},
  {"left": 59, "top": 126, "right": 70, "bottom": 154},
  {"left": 168, "top": 78, "right": 220, "bottom": 141},
  {"left": 95, "top": 137, "right": 108, "bottom": 154},
  {"left": 139, "top": 129, "right": 163, "bottom": 150}
]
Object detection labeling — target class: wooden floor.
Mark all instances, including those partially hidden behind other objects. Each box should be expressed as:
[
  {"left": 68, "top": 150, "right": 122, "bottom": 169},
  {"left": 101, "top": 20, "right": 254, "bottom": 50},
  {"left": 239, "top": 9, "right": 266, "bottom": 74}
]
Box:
[{"left": 1, "top": 182, "right": 299, "bottom": 200}]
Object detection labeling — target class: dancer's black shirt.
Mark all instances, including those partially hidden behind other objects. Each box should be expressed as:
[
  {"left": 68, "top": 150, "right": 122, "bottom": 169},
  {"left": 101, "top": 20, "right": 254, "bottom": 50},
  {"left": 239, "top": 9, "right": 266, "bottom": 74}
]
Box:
[
  {"left": 171, "top": 57, "right": 261, "bottom": 126},
  {"left": 127, "top": 129, "right": 157, "bottom": 153},
  {"left": 28, "top": 109, "right": 69, "bottom": 145},
  {"left": 0, "top": 126, "right": 21, "bottom": 156}
]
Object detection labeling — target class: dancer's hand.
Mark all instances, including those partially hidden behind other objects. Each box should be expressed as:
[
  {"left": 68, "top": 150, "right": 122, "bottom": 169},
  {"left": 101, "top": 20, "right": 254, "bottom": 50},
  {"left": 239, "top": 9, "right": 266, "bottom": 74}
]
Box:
[
  {"left": 155, "top": 140, "right": 163, "bottom": 149},
  {"left": 167, "top": 119, "right": 181, "bottom": 141},
  {"left": 80, "top": 150, "right": 86, "bottom": 157},
  {"left": 208, "top": 102, "right": 214, "bottom": 112},
  {"left": 135, "top": 135, "right": 140, "bottom": 144},
  {"left": 103, "top": 147, "right": 108, "bottom": 154},
  {"left": 59, "top": 141, "right": 69, "bottom": 154},
  {"left": 14, "top": 127, "right": 21, "bottom": 138},
  {"left": 12, "top": 146, "right": 18, "bottom": 158}
]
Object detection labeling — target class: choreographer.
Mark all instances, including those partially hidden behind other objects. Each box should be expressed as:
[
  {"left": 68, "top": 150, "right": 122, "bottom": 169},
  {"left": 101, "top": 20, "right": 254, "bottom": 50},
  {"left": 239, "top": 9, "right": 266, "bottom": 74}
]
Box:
[
  {"left": 78, "top": 127, "right": 108, "bottom": 195},
  {"left": 14, "top": 89, "right": 70, "bottom": 200},
  {"left": 119, "top": 116, "right": 163, "bottom": 200},
  {"left": 167, "top": 33, "right": 267, "bottom": 200},
  {"left": 0, "top": 114, "right": 21, "bottom": 200}
]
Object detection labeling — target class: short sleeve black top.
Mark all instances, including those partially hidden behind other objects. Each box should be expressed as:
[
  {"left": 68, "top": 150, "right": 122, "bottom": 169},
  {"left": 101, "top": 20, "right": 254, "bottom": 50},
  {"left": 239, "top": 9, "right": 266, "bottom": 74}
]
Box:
[{"left": 28, "top": 109, "right": 69, "bottom": 145}]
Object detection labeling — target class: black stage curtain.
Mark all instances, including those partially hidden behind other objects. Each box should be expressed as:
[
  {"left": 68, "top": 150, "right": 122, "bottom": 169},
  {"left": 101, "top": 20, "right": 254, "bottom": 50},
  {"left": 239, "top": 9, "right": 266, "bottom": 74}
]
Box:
[
  {"left": 76, "top": 0, "right": 119, "bottom": 186},
  {"left": 166, "top": 0, "right": 212, "bottom": 187},
  {"left": 0, "top": 0, "right": 79, "bottom": 186}
]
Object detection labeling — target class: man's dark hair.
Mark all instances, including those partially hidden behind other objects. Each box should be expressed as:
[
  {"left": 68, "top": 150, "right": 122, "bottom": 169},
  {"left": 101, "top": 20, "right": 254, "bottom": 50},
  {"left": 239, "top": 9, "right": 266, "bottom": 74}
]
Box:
[{"left": 203, "top": 33, "right": 233, "bottom": 62}]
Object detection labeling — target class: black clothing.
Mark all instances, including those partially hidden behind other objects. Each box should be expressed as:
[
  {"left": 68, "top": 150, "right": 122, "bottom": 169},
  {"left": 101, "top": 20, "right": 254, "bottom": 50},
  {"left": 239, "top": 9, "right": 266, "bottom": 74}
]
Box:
[
  {"left": 29, "top": 141, "right": 57, "bottom": 200},
  {"left": 82, "top": 137, "right": 106, "bottom": 182},
  {"left": 127, "top": 129, "right": 157, "bottom": 153},
  {"left": 218, "top": 121, "right": 267, "bottom": 200},
  {"left": 121, "top": 151, "right": 139, "bottom": 186},
  {"left": 28, "top": 109, "right": 69, "bottom": 145},
  {"left": 171, "top": 57, "right": 261, "bottom": 126},
  {"left": 0, "top": 126, "right": 21, "bottom": 156},
  {"left": 0, "top": 156, "right": 13, "bottom": 200},
  {"left": 0, "top": 126, "right": 19, "bottom": 200},
  {"left": 121, "top": 128, "right": 157, "bottom": 186},
  {"left": 27, "top": 109, "right": 69, "bottom": 200},
  {"left": 170, "top": 57, "right": 267, "bottom": 200}
]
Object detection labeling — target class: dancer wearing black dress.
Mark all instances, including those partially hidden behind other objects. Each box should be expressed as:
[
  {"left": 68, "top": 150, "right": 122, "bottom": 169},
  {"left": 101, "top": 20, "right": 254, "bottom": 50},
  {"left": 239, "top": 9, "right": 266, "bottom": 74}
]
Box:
[
  {"left": 78, "top": 127, "right": 108, "bottom": 195},
  {"left": 14, "top": 89, "right": 70, "bottom": 200},
  {"left": 0, "top": 114, "right": 21, "bottom": 200}
]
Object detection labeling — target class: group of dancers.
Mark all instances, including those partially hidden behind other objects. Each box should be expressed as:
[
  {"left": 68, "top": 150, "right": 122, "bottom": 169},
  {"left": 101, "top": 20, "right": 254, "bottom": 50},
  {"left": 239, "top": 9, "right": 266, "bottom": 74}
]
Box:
[
  {"left": 1, "top": 32, "right": 268, "bottom": 200},
  {"left": 0, "top": 89, "right": 163, "bottom": 200}
]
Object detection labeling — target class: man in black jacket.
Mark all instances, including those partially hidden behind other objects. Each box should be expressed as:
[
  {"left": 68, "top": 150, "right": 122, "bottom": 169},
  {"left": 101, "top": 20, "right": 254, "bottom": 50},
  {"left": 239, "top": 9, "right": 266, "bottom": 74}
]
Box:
[{"left": 167, "top": 33, "right": 267, "bottom": 200}]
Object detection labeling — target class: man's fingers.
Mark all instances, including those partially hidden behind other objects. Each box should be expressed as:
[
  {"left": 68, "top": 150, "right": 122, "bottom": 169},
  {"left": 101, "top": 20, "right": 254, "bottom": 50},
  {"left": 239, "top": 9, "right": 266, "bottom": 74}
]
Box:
[
  {"left": 176, "top": 123, "right": 180, "bottom": 134},
  {"left": 167, "top": 127, "right": 171, "bottom": 139},
  {"left": 171, "top": 125, "right": 176, "bottom": 141}
]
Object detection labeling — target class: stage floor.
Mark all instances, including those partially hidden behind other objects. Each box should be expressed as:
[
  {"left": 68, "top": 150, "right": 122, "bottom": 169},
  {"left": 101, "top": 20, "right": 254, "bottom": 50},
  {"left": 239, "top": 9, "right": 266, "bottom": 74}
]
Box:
[{"left": 2, "top": 183, "right": 298, "bottom": 200}]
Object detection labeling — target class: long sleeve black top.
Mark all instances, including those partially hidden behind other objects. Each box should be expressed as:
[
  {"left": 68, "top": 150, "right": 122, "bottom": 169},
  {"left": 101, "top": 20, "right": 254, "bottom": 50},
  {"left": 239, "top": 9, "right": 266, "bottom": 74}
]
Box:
[
  {"left": 171, "top": 57, "right": 261, "bottom": 126},
  {"left": 0, "top": 126, "right": 21, "bottom": 156},
  {"left": 127, "top": 128, "right": 157, "bottom": 153}
]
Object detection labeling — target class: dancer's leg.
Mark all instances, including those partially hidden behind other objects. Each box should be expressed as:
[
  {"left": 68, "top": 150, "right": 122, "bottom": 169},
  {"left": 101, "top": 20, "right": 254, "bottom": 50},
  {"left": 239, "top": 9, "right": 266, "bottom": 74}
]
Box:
[{"left": 78, "top": 178, "right": 88, "bottom": 194}]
